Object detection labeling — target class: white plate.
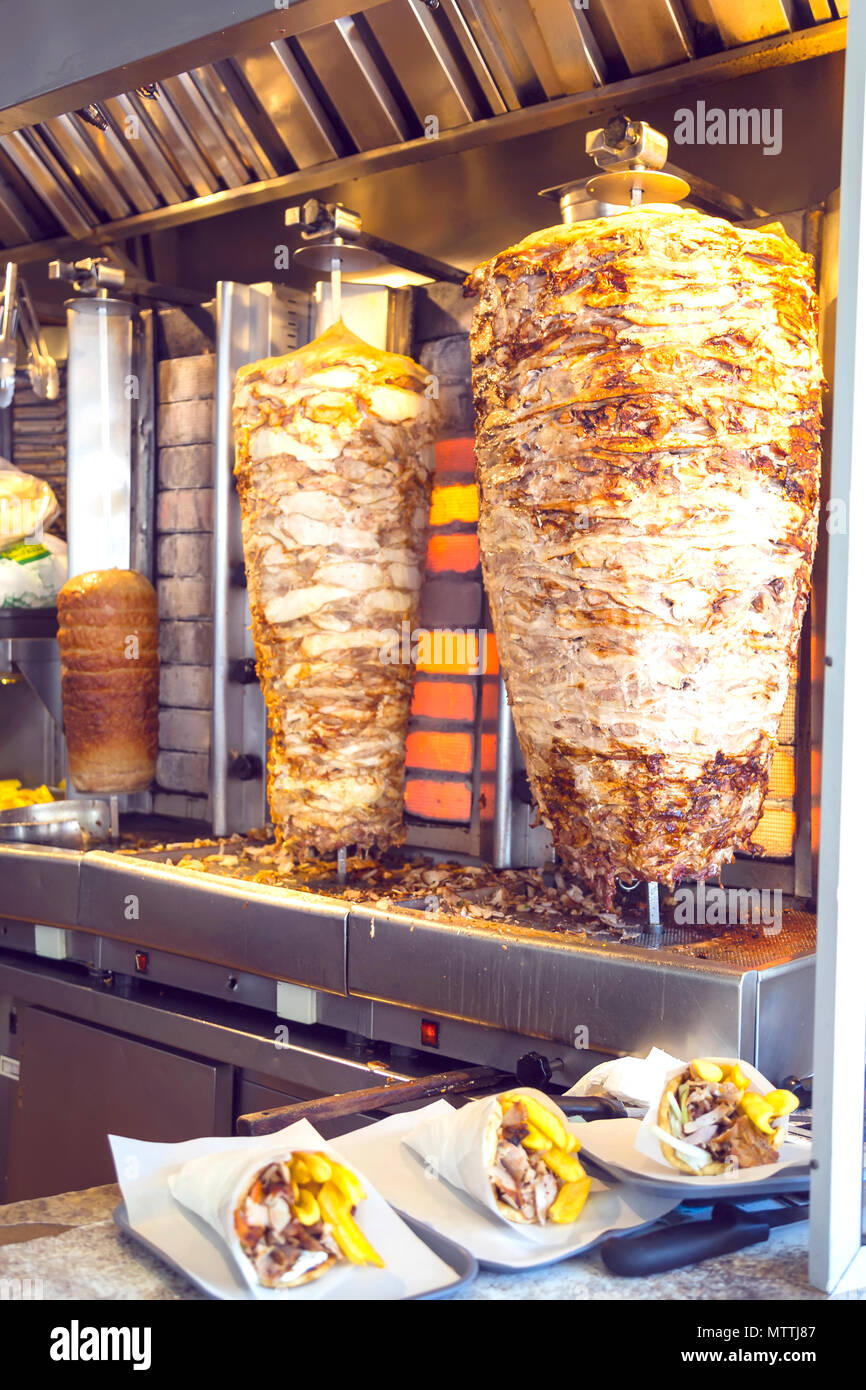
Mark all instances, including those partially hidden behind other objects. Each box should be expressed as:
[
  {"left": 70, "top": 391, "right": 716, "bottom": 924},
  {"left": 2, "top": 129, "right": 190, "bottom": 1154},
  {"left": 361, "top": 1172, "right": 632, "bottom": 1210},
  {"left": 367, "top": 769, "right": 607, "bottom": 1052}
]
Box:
[
  {"left": 333, "top": 1106, "right": 682, "bottom": 1271},
  {"left": 578, "top": 1118, "right": 811, "bottom": 1200},
  {"left": 108, "top": 1122, "right": 468, "bottom": 1300}
]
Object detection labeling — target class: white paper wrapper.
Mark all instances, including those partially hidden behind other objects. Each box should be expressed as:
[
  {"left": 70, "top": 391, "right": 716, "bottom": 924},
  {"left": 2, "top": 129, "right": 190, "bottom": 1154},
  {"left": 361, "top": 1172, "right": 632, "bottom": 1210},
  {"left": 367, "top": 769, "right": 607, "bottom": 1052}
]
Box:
[
  {"left": 110, "top": 1118, "right": 455, "bottom": 1300},
  {"left": 402, "top": 1087, "right": 580, "bottom": 1244},
  {"left": 168, "top": 1135, "right": 343, "bottom": 1293},
  {"left": 564, "top": 1048, "right": 685, "bottom": 1116},
  {"left": 635, "top": 1056, "right": 794, "bottom": 1177}
]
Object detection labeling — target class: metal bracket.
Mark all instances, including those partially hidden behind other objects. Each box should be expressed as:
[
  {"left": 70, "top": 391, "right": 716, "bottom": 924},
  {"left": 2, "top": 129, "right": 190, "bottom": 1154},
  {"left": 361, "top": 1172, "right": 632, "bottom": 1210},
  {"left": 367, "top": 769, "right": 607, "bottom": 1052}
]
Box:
[{"left": 285, "top": 197, "right": 466, "bottom": 284}]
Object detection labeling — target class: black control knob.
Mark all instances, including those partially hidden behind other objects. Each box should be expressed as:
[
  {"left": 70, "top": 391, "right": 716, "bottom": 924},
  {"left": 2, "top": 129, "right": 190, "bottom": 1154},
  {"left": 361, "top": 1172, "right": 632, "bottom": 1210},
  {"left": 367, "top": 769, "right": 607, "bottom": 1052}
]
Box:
[
  {"left": 229, "top": 658, "right": 258, "bottom": 684},
  {"left": 229, "top": 753, "right": 262, "bottom": 781},
  {"left": 515, "top": 1051, "right": 563, "bottom": 1089}
]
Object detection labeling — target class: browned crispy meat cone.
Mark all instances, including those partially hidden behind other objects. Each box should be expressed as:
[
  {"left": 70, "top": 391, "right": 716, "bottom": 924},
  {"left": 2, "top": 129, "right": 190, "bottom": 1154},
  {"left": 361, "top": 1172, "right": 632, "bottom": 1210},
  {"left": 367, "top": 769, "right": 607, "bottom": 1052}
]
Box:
[
  {"left": 57, "top": 568, "right": 158, "bottom": 792},
  {"left": 232, "top": 321, "right": 438, "bottom": 854},
  {"left": 467, "top": 207, "right": 822, "bottom": 900}
]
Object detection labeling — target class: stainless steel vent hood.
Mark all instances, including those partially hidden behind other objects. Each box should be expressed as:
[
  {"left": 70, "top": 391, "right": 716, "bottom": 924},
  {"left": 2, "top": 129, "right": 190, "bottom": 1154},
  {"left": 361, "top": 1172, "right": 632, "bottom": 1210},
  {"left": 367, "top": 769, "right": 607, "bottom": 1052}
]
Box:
[{"left": 0, "top": 0, "right": 847, "bottom": 264}]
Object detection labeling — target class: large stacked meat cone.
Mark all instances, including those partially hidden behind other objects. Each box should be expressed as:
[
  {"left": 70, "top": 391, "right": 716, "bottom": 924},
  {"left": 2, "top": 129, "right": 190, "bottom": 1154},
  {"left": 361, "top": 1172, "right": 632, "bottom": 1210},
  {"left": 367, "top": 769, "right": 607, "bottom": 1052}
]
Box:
[
  {"left": 467, "top": 207, "right": 822, "bottom": 899},
  {"left": 57, "top": 568, "right": 158, "bottom": 792},
  {"left": 233, "top": 320, "right": 437, "bottom": 854}
]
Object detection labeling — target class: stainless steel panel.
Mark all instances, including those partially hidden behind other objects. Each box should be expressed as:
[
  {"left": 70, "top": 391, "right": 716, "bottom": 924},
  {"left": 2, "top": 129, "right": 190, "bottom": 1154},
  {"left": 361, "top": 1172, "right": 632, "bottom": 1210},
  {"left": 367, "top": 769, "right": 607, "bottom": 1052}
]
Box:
[
  {"left": 0, "top": 130, "right": 95, "bottom": 237},
  {"left": 0, "top": 844, "right": 81, "bottom": 928},
  {"left": 296, "top": 22, "right": 404, "bottom": 150},
  {"left": 708, "top": 0, "right": 795, "bottom": 46},
  {"left": 127, "top": 87, "right": 219, "bottom": 198},
  {"left": 105, "top": 96, "right": 190, "bottom": 205},
  {"left": 189, "top": 66, "right": 279, "bottom": 181},
  {"left": 522, "top": 0, "right": 606, "bottom": 94},
  {"left": 69, "top": 114, "right": 162, "bottom": 213},
  {"left": 212, "top": 282, "right": 310, "bottom": 838},
  {"left": 239, "top": 44, "right": 340, "bottom": 168},
  {"left": 94, "top": 934, "right": 279, "bottom": 1013},
  {"left": 7, "top": 1005, "right": 233, "bottom": 1199},
  {"left": 436, "top": 0, "right": 509, "bottom": 114},
  {"left": 755, "top": 957, "right": 814, "bottom": 1082},
  {"left": 369, "top": 998, "right": 602, "bottom": 1087},
  {"left": 596, "top": 0, "right": 695, "bottom": 73},
  {"left": 162, "top": 74, "right": 249, "bottom": 187},
  {"left": 367, "top": 0, "right": 482, "bottom": 128},
  {"left": 451, "top": 0, "right": 546, "bottom": 106},
  {"left": 0, "top": 172, "right": 41, "bottom": 244},
  {"left": 0, "top": 678, "right": 60, "bottom": 788},
  {"left": 78, "top": 851, "right": 348, "bottom": 994},
  {"left": 0, "top": 0, "right": 395, "bottom": 136},
  {"left": 41, "top": 116, "right": 133, "bottom": 221},
  {"left": 347, "top": 905, "right": 754, "bottom": 1060},
  {"left": 804, "top": 1, "right": 834, "bottom": 18},
  {"left": 0, "top": 954, "right": 408, "bottom": 1131},
  {"left": 1, "top": 19, "right": 846, "bottom": 264}
]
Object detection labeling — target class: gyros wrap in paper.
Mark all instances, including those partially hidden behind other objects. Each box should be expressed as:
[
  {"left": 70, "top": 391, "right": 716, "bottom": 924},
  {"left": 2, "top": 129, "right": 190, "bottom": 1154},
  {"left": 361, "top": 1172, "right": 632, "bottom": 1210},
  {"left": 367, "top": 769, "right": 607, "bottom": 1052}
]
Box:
[{"left": 402, "top": 1087, "right": 589, "bottom": 1240}]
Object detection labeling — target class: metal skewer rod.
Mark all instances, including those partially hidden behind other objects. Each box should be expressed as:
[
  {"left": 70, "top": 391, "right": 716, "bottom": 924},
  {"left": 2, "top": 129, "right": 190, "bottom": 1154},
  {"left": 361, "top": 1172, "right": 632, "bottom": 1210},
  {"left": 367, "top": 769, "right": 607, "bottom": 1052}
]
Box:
[
  {"left": 330, "top": 255, "right": 342, "bottom": 323},
  {"left": 337, "top": 846, "right": 347, "bottom": 885},
  {"left": 109, "top": 794, "right": 120, "bottom": 842},
  {"left": 647, "top": 880, "right": 661, "bottom": 933}
]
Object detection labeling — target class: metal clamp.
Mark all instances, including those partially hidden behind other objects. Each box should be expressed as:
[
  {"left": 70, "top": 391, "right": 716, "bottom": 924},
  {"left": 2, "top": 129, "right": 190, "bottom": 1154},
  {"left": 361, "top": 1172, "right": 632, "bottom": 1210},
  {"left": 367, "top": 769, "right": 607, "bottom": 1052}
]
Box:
[
  {"left": 585, "top": 114, "right": 690, "bottom": 208},
  {"left": 0, "top": 263, "right": 59, "bottom": 407}
]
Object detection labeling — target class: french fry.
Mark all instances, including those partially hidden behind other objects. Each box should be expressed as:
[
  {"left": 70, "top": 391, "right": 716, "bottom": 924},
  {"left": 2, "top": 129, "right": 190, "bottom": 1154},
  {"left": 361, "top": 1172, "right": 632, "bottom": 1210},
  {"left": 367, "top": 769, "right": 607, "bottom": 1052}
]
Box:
[
  {"left": 318, "top": 1181, "right": 384, "bottom": 1267},
  {"left": 764, "top": 1089, "right": 799, "bottom": 1117},
  {"left": 521, "top": 1125, "right": 552, "bottom": 1152},
  {"left": 293, "top": 1188, "right": 320, "bottom": 1226},
  {"left": 291, "top": 1156, "right": 312, "bottom": 1185},
  {"left": 690, "top": 1059, "right": 724, "bottom": 1084},
  {"left": 328, "top": 1160, "right": 366, "bottom": 1207},
  {"left": 516, "top": 1096, "right": 570, "bottom": 1151},
  {"left": 565, "top": 1130, "right": 581, "bottom": 1153},
  {"left": 542, "top": 1148, "right": 586, "bottom": 1183},
  {"left": 549, "top": 1176, "right": 592, "bottom": 1225},
  {"left": 306, "top": 1152, "right": 332, "bottom": 1184}
]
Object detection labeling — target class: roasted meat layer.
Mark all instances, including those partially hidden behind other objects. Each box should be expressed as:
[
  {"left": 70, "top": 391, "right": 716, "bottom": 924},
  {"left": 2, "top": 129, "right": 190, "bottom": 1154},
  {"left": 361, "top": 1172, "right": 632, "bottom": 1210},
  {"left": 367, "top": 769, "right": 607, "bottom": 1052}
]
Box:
[
  {"left": 233, "top": 321, "right": 437, "bottom": 853},
  {"left": 492, "top": 1101, "right": 560, "bottom": 1222},
  {"left": 467, "top": 207, "right": 822, "bottom": 896},
  {"left": 233, "top": 1160, "right": 337, "bottom": 1287}
]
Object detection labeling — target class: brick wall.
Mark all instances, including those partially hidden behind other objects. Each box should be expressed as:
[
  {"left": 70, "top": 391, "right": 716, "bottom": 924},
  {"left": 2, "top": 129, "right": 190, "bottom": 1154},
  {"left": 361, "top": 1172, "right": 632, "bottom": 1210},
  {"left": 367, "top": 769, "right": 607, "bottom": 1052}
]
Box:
[{"left": 154, "top": 354, "right": 215, "bottom": 819}]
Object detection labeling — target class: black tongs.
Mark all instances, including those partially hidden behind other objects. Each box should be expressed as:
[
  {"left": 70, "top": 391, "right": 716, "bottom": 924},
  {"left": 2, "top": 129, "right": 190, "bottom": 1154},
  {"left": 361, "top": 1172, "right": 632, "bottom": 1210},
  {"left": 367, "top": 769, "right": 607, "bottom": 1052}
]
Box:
[{"left": 600, "top": 1196, "right": 809, "bottom": 1277}]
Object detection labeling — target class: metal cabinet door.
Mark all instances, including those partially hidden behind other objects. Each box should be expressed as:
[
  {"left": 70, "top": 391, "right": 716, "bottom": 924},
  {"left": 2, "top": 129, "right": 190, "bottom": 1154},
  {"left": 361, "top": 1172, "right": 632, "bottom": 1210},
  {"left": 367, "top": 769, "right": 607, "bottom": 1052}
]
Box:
[{"left": 6, "top": 1006, "right": 232, "bottom": 1201}]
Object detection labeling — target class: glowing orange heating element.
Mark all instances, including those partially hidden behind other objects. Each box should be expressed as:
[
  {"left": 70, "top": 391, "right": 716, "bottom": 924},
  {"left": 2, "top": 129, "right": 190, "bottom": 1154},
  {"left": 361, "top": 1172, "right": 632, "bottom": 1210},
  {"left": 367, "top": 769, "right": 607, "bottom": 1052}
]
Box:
[
  {"left": 429, "top": 484, "right": 479, "bottom": 527},
  {"left": 415, "top": 629, "right": 497, "bottom": 675},
  {"left": 426, "top": 534, "right": 480, "bottom": 574},
  {"left": 434, "top": 438, "right": 476, "bottom": 473},
  {"left": 406, "top": 731, "right": 473, "bottom": 773},
  {"left": 405, "top": 779, "right": 472, "bottom": 821},
  {"left": 411, "top": 681, "right": 475, "bottom": 722}
]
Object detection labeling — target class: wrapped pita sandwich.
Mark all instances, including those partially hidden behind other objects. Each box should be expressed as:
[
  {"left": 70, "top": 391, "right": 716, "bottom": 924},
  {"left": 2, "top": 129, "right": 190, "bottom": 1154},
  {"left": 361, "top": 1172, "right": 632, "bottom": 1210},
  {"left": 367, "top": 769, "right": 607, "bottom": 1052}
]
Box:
[
  {"left": 404, "top": 1087, "right": 591, "bottom": 1228},
  {"left": 652, "top": 1057, "right": 799, "bottom": 1176},
  {"left": 169, "top": 1143, "right": 383, "bottom": 1290}
]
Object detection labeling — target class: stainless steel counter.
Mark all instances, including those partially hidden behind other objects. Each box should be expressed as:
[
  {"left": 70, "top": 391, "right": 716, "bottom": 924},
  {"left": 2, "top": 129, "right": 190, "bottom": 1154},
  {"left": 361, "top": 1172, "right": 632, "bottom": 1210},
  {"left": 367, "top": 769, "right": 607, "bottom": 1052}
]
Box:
[{"left": 0, "top": 839, "right": 816, "bottom": 1082}]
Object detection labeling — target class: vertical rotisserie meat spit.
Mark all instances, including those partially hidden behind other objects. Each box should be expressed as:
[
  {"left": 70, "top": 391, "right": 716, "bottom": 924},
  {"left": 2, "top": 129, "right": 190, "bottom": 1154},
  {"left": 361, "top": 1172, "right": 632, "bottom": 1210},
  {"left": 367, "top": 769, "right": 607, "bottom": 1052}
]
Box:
[
  {"left": 57, "top": 568, "right": 159, "bottom": 792},
  {"left": 233, "top": 320, "right": 438, "bottom": 854},
  {"left": 467, "top": 207, "right": 822, "bottom": 900}
]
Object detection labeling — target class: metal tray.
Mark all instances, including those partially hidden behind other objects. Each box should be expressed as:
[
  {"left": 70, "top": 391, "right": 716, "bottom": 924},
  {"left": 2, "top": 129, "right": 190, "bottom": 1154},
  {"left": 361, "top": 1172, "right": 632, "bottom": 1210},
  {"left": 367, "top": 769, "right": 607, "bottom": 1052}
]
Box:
[
  {"left": 0, "top": 798, "right": 110, "bottom": 849},
  {"left": 113, "top": 1201, "right": 477, "bottom": 1301}
]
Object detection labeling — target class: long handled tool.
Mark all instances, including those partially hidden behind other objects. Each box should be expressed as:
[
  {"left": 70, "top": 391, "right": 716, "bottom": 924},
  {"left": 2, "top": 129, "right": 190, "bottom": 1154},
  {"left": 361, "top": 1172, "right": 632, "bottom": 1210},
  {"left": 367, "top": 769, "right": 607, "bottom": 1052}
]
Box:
[{"left": 600, "top": 1196, "right": 809, "bottom": 1277}]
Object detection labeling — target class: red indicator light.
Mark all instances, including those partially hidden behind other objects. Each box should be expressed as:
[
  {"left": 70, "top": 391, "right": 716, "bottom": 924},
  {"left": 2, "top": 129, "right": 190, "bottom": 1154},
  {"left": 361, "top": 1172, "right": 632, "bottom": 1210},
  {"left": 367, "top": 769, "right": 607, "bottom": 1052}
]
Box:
[
  {"left": 134, "top": 952, "right": 148, "bottom": 973},
  {"left": 420, "top": 1019, "right": 439, "bottom": 1049}
]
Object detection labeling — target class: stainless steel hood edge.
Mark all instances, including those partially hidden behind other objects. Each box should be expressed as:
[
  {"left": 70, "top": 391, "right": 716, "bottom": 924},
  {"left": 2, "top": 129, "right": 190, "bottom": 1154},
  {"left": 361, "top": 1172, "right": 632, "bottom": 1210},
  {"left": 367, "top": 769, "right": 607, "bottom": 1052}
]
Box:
[{"left": 0, "top": 18, "right": 846, "bottom": 267}]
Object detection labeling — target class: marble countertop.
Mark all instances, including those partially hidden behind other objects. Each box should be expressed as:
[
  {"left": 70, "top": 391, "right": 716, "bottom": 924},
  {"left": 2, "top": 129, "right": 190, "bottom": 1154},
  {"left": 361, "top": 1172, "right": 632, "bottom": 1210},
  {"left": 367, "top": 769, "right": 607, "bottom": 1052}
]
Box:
[{"left": 0, "top": 1183, "right": 860, "bottom": 1300}]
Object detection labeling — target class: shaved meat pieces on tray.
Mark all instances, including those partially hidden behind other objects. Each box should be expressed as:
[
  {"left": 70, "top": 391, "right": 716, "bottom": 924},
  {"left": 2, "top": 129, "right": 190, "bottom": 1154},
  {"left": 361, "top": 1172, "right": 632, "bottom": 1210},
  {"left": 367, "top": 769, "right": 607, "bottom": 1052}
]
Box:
[
  {"left": 233, "top": 321, "right": 437, "bottom": 854},
  {"left": 467, "top": 206, "right": 823, "bottom": 901}
]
